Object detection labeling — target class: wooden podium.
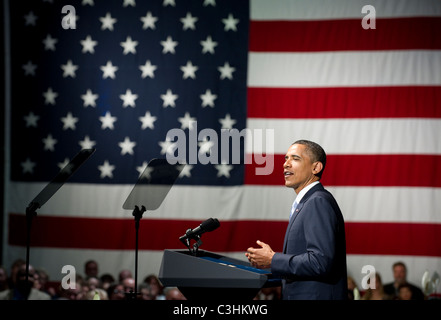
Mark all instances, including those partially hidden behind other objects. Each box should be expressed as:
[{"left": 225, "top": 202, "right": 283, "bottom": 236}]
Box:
[{"left": 158, "top": 249, "right": 281, "bottom": 300}]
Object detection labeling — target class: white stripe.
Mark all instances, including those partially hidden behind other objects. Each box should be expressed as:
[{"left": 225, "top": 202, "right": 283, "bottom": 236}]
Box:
[
  {"left": 328, "top": 187, "right": 441, "bottom": 223},
  {"left": 251, "top": 0, "right": 441, "bottom": 20},
  {"left": 5, "top": 246, "right": 440, "bottom": 293},
  {"left": 248, "top": 51, "right": 441, "bottom": 87},
  {"left": 9, "top": 183, "right": 441, "bottom": 223},
  {"left": 246, "top": 118, "right": 441, "bottom": 155}
]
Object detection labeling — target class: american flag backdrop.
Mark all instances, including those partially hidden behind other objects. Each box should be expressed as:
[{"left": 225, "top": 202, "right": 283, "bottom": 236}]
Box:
[{"left": 3, "top": 0, "right": 441, "bottom": 293}]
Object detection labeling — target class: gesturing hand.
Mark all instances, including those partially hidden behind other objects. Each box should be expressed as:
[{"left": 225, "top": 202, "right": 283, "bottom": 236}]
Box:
[{"left": 245, "top": 240, "right": 275, "bottom": 269}]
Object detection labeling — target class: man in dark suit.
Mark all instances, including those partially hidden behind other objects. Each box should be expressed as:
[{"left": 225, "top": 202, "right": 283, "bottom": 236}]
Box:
[{"left": 246, "top": 140, "right": 348, "bottom": 300}]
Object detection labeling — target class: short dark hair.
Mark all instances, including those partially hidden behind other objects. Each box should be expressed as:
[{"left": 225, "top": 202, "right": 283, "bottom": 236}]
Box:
[
  {"left": 393, "top": 261, "right": 407, "bottom": 271},
  {"left": 293, "top": 140, "right": 327, "bottom": 179}
]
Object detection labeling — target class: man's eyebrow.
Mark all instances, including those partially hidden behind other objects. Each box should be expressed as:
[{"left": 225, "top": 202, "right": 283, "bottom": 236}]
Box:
[{"left": 285, "top": 154, "right": 301, "bottom": 159}]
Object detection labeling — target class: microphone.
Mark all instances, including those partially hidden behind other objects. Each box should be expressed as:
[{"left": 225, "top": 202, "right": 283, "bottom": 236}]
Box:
[{"left": 179, "top": 218, "right": 220, "bottom": 241}]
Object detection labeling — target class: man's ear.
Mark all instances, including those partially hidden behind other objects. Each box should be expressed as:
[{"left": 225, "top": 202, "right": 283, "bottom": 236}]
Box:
[{"left": 312, "top": 161, "right": 323, "bottom": 175}]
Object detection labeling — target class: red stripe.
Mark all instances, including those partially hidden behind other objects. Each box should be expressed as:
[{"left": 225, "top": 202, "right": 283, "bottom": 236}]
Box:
[
  {"left": 249, "top": 18, "right": 441, "bottom": 52},
  {"left": 8, "top": 214, "right": 286, "bottom": 252},
  {"left": 345, "top": 222, "right": 441, "bottom": 257},
  {"left": 247, "top": 87, "right": 441, "bottom": 119},
  {"left": 8, "top": 214, "right": 441, "bottom": 257},
  {"left": 245, "top": 154, "right": 441, "bottom": 187}
]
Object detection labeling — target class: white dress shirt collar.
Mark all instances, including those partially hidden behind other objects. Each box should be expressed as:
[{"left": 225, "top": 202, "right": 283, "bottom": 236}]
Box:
[{"left": 294, "top": 180, "right": 320, "bottom": 205}]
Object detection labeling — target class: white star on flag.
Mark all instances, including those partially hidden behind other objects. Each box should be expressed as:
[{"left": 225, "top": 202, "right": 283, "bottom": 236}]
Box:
[
  {"left": 139, "top": 60, "right": 157, "bottom": 79},
  {"left": 160, "top": 89, "right": 178, "bottom": 107},
  {"left": 99, "top": 111, "right": 117, "bottom": 130},
  {"left": 57, "top": 158, "right": 70, "bottom": 171},
  {"left": 200, "top": 89, "right": 217, "bottom": 107},
  {"left": 218, "top": 62, "right": 235, "bottom": 80},
  {"left": 140, "top": 11, "right": 158, "bottom": 30},
  {"left": 61, "top": 112, "right": 79, "bottom": 130},
  {"left": 120, "top": 36, "right": 138, "bottom": 55},
  {"left": 24, "top": 11, "right": 37, "bottom": 26},
  {"left": 21, "top": 158, "right": 36, "bottom": 174},
  {"left": 163, "top": 0, "right": 176, "bottom": 7},
  {"left": 24, "top": 112, "right": 39, "bottom": 128},
  {"left": 178, "top": 164, "right": 193, "bottom": 177},
  {"left": 219, "top": 113, "right": 237, "bottom": 129},
  {"left": 136, "top": 161, "right": 150, "bottom": 178},
  {"left": 222, "top": 13, "right": 239, "bottom": 31},
  {"left": 98, "top": 160, "right": 115, "bottom": 178},
  {"left": 80, "top": 35, "right": 98, "bottom": 53},
  {"left": 203, "top": 0, "right": 216, "bottom": 7},
  {"left": 42, "top": 34, "right": 57, "bottom": 51},
  {"left": 81, "top": 89, "right": 99, "bottom": 107},
  {"left": 118, "top": 137, "right": 136, "bottom": 155},
  {"left": 139, "top": 111, "right": 157, "bottom": 130},
  {"left": 43, "top": 87, "right": 58, "bottom": 105},
  {"left": 158, "top": 138, "right": 177, "bottom": 156},
  {"left": 180, "top": 61, "right": 198, "bottom": 79},
  {"left": 200, "top": 35, "right": 218, "bottom": 54},
  {"left": 100, "top": 61, "right": 118, "bottom": 79},
  {"left": 100, "top": 12, "right": 117, "bottom": 31},
  {"left": 123, "top": 0, "right": 136, "bottom": 7},
  {"left": 160, "top": 36, "right": 178, "bottom": 54},
  {"left": 178, "top": 112, "right": 197, "bottom": 130},
  {"left": 22, "top": 61, "right": 37, "bottom": 76},
  {"left": 180, "top": 12, "right": 198, "bottom": 30},
  {"left": 82, "top": 0, "right": 94, "bottom": 6},
  {"left": 120, "top": 89, "right": 138, "bottom": 107},
  {"left": 79, "top": 135, "right": 96, "bottom": 149},
  {"left": 42, "top": 134, "right": 57, "bottom": 151},
  {"left": 61, "top": 60, "right": 78, "bottom": 78},
  {"left": 215, "top": 162, "right": 234, "bottom": 178},
  {"left": 138, "top": 163, "right": 154, "bottom": 180}
]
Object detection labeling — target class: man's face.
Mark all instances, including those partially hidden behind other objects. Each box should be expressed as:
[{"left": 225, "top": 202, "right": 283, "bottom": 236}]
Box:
[
  {"left": 393, "top": 265, "right": 407, "bottom": 284},
  {"left": 283, "top": 144, "right": 319, "bottom": 193},
  {"left": 85, "top": 262, "right": 98, "bottom": 277}
]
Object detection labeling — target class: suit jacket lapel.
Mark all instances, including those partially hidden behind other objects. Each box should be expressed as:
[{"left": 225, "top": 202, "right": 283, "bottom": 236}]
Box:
[
  {"left": 282, "top": 183, "right": 324, "bottom": 253},
  {"left": 282, "top": 201, "right": 303, "bottom": 252}
]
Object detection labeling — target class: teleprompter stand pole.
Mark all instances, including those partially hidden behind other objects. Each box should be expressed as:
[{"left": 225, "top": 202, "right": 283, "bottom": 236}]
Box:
[
  {"left": 21, "top": 148, "right": 95, "bottom": 291},
  {"left": 25, "top": 201, "right": 39, "bottom": 284},
  {"left": 125, "top": 205, "right": 146, "bottom": 300}
]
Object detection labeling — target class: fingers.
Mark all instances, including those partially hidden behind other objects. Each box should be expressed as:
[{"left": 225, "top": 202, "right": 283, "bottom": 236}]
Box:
[
  {"left": 256, "top": 240, "right": 267, "bottom": 247},
  {"left": 245, "top": 241, "right": 274, "bottom": 269},
  {"left": 248, "top": 240, "right": 268, "bottom": 251},
  {"left": 245, "top": 248, "right": 254, "bottom": 261}
]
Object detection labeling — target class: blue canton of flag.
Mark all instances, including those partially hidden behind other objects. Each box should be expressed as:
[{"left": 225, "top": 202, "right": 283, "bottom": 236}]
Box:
[{"left": 10, "top": 0, "right": 249, "bottom": 186}]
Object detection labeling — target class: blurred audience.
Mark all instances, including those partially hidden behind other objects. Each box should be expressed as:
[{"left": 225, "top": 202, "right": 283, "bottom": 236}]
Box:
[
  {"left": 0, "top": 264, "right": 51, "bottom": 300},
  {"left": 383, "top": 261, "right": 425, "bottom": 300},
  {"left": 347, "top": 276, "right": 360, "bottom": 300},
  {"left": 1, "top": 257, "right": 435, "bottom": 301},
  {"left": 144, "top": 274, "right": 165, "bottom": 300},
  {"left": 361, "top": 272, "right": 392, "bottom": 300}
]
